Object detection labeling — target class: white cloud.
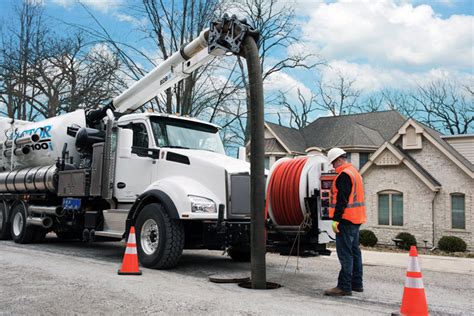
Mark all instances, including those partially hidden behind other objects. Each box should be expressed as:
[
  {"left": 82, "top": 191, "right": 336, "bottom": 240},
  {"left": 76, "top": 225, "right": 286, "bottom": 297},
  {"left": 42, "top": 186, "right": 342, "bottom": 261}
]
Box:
[
  {"left": 113, "top": 13, "right": 147, "bottom": 27},
  {"left": 51, "top": 0, "right": 124, "bottom": 12},
  {"left": 264, "top": 71, "right": 313, "bottom": 101},
  {"left": 320, "top": 59, "right": 474, "bottom": 93},
  {"left": 301, "top": 0, "right": 473, "bottom": 70}
]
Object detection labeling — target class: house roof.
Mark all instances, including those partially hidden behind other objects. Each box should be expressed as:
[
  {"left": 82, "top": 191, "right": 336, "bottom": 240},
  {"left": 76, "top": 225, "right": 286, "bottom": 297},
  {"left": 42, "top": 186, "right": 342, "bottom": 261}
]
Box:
[
  {"left": 332, "top": 123, "right": 385, "bottom": 148},
  {"left": 264, "top": 138, "right": 287, "bottom": 153},
  {"left": 390, "top": 119, "right": 474, "bottom": 176},
  {"left": 301, "top": 110, "right": 406, "bottom": 150},
  {"left": 265, "top": 121, "right": 307, "bottom": 153},
  {"left": 360, "top": 142, "right": 442, "bottom": 191},
  {"left": 264, "top": 110, "right": 406, "bottom": 153}
]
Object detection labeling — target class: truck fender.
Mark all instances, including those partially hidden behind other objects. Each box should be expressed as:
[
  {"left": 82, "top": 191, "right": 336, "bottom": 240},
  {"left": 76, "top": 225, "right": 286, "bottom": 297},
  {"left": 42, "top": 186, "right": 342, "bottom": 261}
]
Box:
[
  {"left": 9, "top": 200, "right": 27, "bottom": 217},
  {"left": 126, "top": 190, "right": 179, "bottom": 231}
]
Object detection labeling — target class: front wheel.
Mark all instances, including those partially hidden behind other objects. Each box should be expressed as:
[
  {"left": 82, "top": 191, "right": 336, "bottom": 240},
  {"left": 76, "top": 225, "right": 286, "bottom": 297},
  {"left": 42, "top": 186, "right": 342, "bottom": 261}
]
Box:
[
  {"left": 0, "top": 202, "right": 11, "bottom": 240},
  {"left": 11, "top": 203, "right": 35, "bottom": 244},
  {"left": 135, "top": 203, "right": 184, "bottom": 269}
]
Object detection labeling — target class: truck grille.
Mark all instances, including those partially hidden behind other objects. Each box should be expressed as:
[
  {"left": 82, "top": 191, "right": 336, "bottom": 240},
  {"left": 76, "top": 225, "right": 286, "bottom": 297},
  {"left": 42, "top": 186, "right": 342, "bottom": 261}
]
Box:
[{"left": 229, "top": 174, "right": 251, "bottom": 218}]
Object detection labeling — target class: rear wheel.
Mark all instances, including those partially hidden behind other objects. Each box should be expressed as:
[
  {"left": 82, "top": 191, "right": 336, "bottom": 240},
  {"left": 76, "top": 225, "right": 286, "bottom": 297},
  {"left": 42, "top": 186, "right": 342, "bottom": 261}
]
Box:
[
  {"left": 11, "top": 203, "right": 36, "bottom": 244},
  {"left": 136, "top": 203, "right": 184, "bottom": 269},
  {"left": 0, "top": 202, "right": 11, "bottom": 240}
]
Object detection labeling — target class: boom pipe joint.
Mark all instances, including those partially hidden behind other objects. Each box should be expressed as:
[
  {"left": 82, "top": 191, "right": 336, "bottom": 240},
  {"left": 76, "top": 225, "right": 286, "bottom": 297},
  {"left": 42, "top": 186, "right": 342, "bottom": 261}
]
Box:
[{"left": 208, "top": 14, "right": 259, "bottom": 56}]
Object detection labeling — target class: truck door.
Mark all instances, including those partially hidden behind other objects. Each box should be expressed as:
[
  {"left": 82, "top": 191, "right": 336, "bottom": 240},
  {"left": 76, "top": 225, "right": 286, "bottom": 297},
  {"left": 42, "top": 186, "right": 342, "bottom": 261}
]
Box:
[{"left": 114, "top": 121, "right": 154, "bottom": 202}]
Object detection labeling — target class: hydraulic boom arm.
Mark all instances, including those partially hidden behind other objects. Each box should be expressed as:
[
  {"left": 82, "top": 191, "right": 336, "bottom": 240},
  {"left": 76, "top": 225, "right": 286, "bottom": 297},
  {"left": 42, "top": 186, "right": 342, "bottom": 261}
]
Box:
[{"left": 111, "top": 15, "right": 257, "bottom": 114}]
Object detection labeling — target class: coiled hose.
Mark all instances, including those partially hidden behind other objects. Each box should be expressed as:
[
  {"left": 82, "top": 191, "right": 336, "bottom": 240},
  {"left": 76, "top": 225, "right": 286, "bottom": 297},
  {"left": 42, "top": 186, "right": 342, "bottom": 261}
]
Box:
[{"left": 266, "top": 157, "right": 309, "bottom": 226}]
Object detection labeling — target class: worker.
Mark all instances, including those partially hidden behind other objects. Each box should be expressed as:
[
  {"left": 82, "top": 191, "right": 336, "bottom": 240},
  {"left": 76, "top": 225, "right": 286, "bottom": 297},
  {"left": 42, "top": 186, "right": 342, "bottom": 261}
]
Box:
[{"left": 324, "top": 147, "right": 366, "bottom": 297}]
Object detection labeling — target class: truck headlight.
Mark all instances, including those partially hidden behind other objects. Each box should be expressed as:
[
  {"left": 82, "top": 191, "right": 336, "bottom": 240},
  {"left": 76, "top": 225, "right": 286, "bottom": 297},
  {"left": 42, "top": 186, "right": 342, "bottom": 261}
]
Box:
[{"left": 188, "top": 195, "right": 217, "bottom": 213}]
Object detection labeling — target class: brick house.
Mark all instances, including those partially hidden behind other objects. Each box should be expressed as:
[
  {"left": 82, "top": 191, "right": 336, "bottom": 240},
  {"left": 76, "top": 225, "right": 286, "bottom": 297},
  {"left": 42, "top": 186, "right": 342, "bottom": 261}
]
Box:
[
  {"left": 360, "top": 119, "right": 474, "bottom": 250},
  {"left": 258, "top": 111, "right": 473, "bottom": 250}
]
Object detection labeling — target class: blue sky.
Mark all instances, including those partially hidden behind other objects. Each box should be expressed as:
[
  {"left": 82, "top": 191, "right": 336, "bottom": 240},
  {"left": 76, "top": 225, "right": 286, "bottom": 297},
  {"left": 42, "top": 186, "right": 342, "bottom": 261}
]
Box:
[{"left": 0, "top": 0, "right": 473, "bottom": 124}]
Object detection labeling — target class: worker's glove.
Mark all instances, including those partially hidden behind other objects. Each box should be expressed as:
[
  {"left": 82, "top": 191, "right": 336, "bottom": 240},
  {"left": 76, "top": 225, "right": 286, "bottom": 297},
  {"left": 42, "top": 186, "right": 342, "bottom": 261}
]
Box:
[{"left": 332, "top": 221, "right": 340, "bottom": 234}]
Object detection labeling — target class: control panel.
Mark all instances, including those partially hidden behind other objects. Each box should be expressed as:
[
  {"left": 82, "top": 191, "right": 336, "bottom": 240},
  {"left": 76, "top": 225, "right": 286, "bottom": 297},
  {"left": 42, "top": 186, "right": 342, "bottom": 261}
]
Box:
[{"left": 320, "top": 173, "right": 336, "bottom": 220}]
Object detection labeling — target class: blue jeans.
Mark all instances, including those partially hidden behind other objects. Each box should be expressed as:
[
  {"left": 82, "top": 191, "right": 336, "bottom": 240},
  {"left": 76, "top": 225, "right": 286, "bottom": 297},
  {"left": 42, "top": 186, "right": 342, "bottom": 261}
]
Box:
[{"left": 336, "top": 220, "right": 363, "bottom": 292}]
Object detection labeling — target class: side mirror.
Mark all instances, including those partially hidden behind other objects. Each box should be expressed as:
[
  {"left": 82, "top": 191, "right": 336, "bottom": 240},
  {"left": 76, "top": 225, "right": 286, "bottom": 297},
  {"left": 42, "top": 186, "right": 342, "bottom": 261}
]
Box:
[{"left": 117, "top": 128, "right": 133, "bottom": 158}]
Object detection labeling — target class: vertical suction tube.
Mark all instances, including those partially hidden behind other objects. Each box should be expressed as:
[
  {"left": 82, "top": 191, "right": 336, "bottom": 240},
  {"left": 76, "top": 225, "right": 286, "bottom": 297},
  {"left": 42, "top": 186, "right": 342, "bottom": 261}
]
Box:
[{"left": 242, "top": 34, "right": 266, "bottom": 289}]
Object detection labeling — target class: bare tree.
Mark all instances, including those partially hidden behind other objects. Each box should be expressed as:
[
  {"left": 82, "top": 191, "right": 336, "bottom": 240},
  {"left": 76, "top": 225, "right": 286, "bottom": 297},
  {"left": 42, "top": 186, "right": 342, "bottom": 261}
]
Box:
[
  {"left": 277, "top": 88, "right": 316, "bottom": 129},
  {"left": 27, "top": 33, "right": 124, "bottom": 118},
  {"left": 229, "top": 0, "right": 321, "bottom": 142},
  {"left": 0, "top": 0, "right": 125, "bottom": 120},
  {"left": 0, "top": 0, "right": 44, "bottom": 120},
  {"left": 354, "top": 93, "right": 386, "bottom": 113},
  {"left": 412, "top": 81, "right": 473, "bottom": 134},
  {"left": 315, "top": 74, "right": 361, "bottom": 116}
]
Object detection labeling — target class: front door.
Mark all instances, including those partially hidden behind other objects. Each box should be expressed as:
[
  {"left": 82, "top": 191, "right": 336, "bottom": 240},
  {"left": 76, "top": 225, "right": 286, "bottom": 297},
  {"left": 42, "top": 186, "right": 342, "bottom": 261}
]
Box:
[{"left": 114, "top": 121, "right": 154, "bottom": 202}]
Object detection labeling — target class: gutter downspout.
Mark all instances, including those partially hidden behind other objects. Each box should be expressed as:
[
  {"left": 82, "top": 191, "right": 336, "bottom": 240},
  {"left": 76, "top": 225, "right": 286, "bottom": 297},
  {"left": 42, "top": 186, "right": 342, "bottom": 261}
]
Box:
[{"left": 431, "top": 190, "right": 439, "bottom": 250}]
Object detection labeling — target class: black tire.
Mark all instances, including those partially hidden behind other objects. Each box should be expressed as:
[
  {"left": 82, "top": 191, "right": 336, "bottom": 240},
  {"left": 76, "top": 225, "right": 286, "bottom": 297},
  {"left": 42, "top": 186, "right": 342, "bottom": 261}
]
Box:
[
  {"left": 0, "top": 202, "right": 12, "bottom": 240},
  {"left": 135, "top": 203, "right": 184, "bottom": 269},
  {"left": 10, "top": 203, "right": 35, "bottom": 244},
  {"left": 228, "top": 247, "right": 251, "bottom": 262}
]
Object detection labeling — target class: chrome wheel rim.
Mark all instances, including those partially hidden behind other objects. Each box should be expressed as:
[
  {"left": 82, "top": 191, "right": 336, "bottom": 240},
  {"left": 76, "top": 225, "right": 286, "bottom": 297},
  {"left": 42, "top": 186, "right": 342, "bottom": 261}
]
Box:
[
  {"left": 13, "top": 212, "right": 24, "bottom": 237},
  {"left": 141, "top": 219, "right": 159, "bottom": 255},
  {"left": 0, "top": 209, "right": 3, "bottom": 230}
]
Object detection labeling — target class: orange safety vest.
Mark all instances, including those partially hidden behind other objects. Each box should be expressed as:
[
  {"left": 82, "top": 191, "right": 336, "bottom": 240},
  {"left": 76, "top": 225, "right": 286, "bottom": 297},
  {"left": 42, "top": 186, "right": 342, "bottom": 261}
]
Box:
[{"left": 329, "top": 162, "right": 366, "bottom": 224}]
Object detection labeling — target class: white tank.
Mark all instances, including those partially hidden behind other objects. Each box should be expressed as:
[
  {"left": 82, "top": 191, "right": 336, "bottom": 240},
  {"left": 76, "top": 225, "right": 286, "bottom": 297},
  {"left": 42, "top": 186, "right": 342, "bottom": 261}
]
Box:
[{"left": 0, "top": 110, "right": 86, "bottom": 170}]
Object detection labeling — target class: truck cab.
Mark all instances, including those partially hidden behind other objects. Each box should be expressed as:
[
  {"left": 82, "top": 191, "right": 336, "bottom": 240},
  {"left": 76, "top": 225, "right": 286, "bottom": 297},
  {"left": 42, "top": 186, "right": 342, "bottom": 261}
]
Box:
[{"left": 94, "top": 113, "right": 252, "bottom": 268}]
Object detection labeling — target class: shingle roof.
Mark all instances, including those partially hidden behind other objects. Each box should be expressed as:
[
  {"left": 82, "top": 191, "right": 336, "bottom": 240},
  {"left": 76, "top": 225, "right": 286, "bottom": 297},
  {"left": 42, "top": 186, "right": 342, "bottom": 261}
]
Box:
[
  {"left": 265, "top": 121, "right": 307, "bottom": 153},
  {"left": 301, "top": 110, "right": 406, "bottom": 149},
  {"left": 332, "top": 123, "right": 385, "bottom": 148},
  {"left": 265, "top": 110, "right": 406, "bottom": 153}
]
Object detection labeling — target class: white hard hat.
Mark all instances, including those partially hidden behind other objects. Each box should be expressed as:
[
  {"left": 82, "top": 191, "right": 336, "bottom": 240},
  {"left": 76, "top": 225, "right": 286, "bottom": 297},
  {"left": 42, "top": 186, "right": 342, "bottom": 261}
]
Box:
[{"left": 327, "top": 147, "right": 346, "bottom": 163}]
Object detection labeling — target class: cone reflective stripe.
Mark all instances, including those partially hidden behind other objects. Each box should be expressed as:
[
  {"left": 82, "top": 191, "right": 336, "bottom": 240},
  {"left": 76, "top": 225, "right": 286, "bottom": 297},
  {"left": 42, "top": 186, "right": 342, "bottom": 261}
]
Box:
[
  {"left": 118, "top": 226, "right": 142, "bottom": 275},
  {"left": 399, "top": 246, "right": 428, "bottom": 315},
  {"left": 125, "top": 246, "right": 138, "bottom": 255}
]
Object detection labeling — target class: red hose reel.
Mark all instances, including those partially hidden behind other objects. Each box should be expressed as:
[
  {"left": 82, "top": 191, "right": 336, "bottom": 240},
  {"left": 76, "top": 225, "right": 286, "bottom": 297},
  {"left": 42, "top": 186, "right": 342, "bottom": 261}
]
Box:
[{"left": 266, "top": 157, "right": 309, "bottom": 226}]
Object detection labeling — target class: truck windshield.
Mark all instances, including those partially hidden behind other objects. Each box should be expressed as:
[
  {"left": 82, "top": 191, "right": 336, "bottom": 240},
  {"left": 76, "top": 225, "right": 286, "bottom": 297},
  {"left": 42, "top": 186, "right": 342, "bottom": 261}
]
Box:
[{"left": 150, "top": 117, "right": 225, "bottom": 154}]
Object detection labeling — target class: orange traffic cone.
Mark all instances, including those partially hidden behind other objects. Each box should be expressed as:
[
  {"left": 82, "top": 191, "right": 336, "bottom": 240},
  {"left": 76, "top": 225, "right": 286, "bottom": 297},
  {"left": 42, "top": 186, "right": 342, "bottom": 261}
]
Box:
[
  {"left": 399, "top": 246, "right": 428, "bottom": 315},
  {"left": 118, "top": 226, "right": 142, "bottom": 275}
]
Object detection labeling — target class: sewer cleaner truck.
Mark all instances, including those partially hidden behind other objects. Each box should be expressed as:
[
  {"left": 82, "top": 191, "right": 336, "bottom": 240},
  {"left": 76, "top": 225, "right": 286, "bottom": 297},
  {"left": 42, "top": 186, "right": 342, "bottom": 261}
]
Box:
[{"left": 0, "top": 15, "right": 335, "bottom": 269}]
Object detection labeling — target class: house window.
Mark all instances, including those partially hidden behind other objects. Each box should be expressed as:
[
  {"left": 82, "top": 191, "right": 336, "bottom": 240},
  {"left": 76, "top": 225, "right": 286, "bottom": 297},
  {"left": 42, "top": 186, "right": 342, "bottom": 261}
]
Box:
[
  {"left": 378, "top": 191, "right": 403, "bottom": 226},
  {"left": 451, "top": 194, "right": 465, "bottom": 229},
  {"left": 359, "top": 152, "right": 369, "bottom": 169}
]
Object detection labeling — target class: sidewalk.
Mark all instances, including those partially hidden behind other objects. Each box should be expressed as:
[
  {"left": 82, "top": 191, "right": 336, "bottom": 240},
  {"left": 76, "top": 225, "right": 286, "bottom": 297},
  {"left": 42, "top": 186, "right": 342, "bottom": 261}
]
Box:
[{"left": 323, "top": 249, "right": 473, "bottom": 275}]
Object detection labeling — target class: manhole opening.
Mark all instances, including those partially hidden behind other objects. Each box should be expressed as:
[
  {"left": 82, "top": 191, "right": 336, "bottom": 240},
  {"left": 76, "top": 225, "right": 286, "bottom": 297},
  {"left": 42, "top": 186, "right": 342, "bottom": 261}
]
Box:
[
  {"left": 209, "top": 276, "right": 250, "bottom": 284},
  {"left": 238, "top": 281, "right": 282, "bottom": 290}
]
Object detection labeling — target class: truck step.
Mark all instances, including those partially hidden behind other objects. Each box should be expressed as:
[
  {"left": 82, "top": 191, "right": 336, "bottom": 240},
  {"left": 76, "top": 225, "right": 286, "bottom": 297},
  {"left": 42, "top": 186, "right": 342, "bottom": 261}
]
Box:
[{"left": 94, "top": 230, "right": 124, "bottom": 239}]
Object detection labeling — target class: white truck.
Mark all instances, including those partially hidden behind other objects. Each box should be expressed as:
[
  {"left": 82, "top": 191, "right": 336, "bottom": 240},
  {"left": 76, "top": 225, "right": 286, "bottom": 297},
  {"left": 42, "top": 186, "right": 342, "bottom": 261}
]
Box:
[{"left": 0, "top": 16, "right": 334, "bottom": 269}]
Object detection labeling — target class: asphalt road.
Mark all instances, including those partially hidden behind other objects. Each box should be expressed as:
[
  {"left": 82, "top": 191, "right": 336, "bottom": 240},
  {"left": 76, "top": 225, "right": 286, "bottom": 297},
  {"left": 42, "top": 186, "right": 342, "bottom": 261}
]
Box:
[{"left": 0, "top": 237, "right": 472, "bottom": 315}]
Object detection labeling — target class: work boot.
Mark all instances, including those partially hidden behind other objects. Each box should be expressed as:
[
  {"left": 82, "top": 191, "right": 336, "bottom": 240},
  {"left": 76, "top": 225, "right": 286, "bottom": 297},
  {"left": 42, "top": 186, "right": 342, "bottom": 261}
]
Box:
[
  {"left": 352, "top": 287, "right": 364, "bottom": 292},
  {"left": 324, "top": 287, "right": 352, "bottom": 296}
]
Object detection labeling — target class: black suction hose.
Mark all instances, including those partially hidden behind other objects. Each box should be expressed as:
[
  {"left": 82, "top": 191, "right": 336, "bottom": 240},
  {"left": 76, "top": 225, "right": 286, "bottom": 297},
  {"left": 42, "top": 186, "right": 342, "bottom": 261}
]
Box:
[{"left": 242, "top": 35, "right": 266, "bottom": 289}]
